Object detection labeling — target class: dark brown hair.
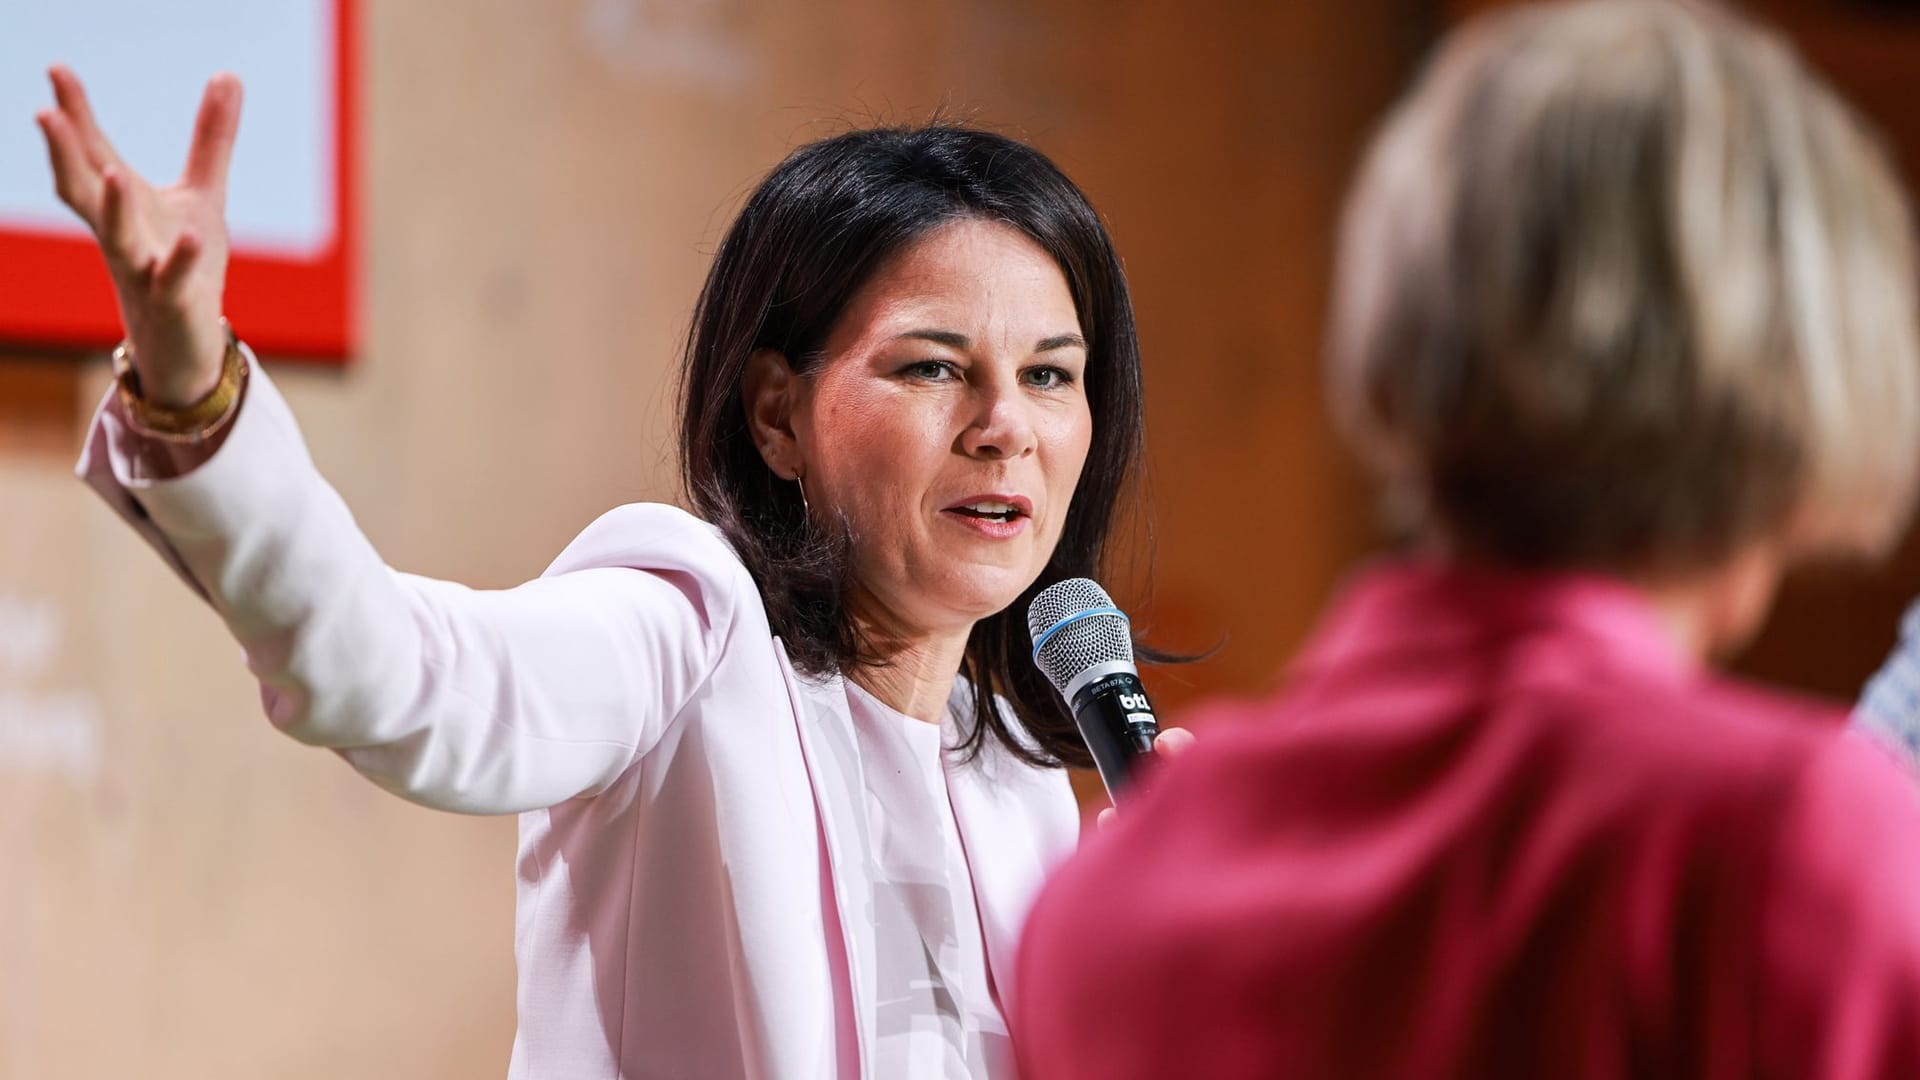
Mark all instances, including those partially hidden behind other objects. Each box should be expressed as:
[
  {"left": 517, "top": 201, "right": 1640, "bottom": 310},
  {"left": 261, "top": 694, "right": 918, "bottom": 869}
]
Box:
[{"left": 677, "top": 125, "right": 1144, "bottom": 769}]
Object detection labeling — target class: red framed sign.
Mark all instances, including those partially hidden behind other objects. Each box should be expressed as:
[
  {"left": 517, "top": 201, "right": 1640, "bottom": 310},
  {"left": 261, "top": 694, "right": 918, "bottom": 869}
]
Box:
[{"left": 0, "top": 0, "right": 357, "bottom": 360}]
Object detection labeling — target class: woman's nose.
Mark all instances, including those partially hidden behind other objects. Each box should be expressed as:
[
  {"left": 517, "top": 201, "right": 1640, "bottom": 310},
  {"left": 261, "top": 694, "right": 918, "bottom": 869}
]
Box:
[{"left": 959, "top": 382, "right": 1038, "bottom": 460}]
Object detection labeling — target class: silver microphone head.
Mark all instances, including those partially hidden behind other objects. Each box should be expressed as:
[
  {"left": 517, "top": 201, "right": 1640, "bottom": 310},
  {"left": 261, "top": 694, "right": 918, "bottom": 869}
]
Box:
[{"left": 1028, "top": 578, "right": 1137, "bottom": 701}]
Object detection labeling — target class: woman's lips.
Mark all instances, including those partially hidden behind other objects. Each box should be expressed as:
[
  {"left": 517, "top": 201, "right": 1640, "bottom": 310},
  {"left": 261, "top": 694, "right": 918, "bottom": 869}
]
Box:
[
  {"left": 941, "top": 507, "right": 1031, "bottom": 539},
  {"left": 941, "top": 494, "right": 1034, "bottom": 539}
]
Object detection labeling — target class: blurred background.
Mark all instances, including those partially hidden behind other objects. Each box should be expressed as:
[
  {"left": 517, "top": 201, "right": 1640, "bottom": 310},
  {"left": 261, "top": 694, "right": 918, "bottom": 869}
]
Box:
[{"left": 1, "top": 0, "right": 1916, "bottom": 1075}]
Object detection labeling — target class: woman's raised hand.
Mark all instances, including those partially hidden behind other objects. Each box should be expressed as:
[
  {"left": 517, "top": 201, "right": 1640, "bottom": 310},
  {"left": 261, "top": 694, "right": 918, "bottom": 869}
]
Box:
[{"left": 36, "top": 66, "right": 242, "bottom": 408}]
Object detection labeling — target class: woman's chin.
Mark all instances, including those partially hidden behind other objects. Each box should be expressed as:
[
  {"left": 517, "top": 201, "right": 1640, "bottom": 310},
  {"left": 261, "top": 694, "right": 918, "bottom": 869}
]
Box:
[{"left": 916, "top": 570, "right": 1045, "bottom": 628}]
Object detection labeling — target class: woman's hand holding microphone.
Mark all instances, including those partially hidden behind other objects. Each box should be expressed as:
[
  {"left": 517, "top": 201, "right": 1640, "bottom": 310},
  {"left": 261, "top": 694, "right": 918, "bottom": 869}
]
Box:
[{"left": 1094, "top": 726, "right": 1196, "bottom": 829}]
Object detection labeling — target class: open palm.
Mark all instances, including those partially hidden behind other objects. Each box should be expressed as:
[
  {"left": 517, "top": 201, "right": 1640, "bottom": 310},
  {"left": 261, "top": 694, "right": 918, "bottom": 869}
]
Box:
[{"left": 36, "top": 65, "right": 241, "bottom": 407}]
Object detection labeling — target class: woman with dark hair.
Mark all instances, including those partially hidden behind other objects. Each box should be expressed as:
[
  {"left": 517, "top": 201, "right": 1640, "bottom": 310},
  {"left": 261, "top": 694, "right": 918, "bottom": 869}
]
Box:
[{"left": 38, "top": 66, "right": 1159, "bottom": 1077}]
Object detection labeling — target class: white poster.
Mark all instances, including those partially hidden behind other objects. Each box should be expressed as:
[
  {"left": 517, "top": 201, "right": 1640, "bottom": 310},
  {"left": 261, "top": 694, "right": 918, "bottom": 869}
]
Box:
[{"left": 0, "top": 0, "right": 335, "bottom": 258}]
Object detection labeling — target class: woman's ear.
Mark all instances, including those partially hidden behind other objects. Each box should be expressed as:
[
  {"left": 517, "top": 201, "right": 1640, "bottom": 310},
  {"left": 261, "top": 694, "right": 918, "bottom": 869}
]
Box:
[{"left": 742, "top": 348, "right": 803, "bottom": 479}]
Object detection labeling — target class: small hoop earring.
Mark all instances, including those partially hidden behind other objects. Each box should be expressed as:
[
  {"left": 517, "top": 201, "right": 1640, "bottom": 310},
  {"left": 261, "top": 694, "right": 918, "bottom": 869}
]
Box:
[{"left": 794, "top": 473, "right": 810, "bottom": 515}]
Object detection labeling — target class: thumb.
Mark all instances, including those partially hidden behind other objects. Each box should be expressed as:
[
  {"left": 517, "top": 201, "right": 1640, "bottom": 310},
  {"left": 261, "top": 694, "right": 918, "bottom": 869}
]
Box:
[{"left": 1152, "top": 726, "right": 1196, "bottom": 758}]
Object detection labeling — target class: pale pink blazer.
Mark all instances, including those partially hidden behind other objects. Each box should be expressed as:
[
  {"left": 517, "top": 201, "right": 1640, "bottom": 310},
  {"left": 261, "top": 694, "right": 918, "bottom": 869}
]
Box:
[{"left": 78, "top": 357, "right": 1082, "bottom": 1079}]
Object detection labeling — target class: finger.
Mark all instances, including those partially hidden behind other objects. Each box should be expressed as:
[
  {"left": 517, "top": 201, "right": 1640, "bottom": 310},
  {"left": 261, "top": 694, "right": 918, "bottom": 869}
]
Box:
[
  {"left": 36, "top": 108, "right": 102, "bottom": 222},
  {"left": 47, "top": 64, "right": 124, "bottom": 171},
  {"left": 98, "top": 167, "right": 137, "bottom": 262},
  {"left": 153, "top": 230, "right": 203, "bottom": 298},
  {"left": 1153, "top": 726, "right": 1197, "bottom": 758},
  {"left": 182, "top": 72, "right": 242, "bottom": 194}
]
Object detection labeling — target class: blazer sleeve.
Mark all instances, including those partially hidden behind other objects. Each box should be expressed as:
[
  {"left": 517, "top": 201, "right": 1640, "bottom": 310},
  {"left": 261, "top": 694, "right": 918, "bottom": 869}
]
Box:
[{"left": 75, "top": 354, "right": 742, "bottom": 814}]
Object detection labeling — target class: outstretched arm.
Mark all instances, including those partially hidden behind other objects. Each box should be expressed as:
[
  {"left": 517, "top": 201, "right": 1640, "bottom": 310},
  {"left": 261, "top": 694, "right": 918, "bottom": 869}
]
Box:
[{"left": 45, "top": 69, "right": 735, "bottom": 813}]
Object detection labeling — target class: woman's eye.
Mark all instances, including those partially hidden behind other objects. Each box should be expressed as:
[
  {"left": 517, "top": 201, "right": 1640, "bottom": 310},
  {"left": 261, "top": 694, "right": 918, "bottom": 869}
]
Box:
[
  {"left": 902, "top": 360, "right": 955, "bottom": 381},
  {"left": 1023, "top": 366, "right": 1075, "bottom": 389}
]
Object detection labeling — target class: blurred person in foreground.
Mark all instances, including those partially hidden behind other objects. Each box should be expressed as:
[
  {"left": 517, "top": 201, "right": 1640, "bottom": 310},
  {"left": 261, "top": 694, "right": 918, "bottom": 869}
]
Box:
[
  {"left": 36, "top": 65, "right": 1189, "bottom": 1077},
  {"left": 1015, "top": 2, "right": 1920, "bottom": 1076}
]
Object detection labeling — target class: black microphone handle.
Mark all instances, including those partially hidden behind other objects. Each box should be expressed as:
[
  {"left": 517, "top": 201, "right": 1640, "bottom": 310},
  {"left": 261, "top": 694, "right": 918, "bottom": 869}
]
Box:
[{"left": 1069, "top": 670, "right": 1161, "bottom": 801}]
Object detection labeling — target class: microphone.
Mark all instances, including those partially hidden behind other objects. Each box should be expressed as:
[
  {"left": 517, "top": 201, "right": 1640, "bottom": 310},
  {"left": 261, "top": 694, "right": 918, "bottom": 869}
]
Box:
[{"left": 1027, "top": 578, "right": 1161, "bottom": 800}]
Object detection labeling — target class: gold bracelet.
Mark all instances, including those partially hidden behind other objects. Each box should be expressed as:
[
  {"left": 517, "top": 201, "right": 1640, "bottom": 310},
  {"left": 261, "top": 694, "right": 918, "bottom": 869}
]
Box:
[{"left": 112, "top": 320, "right": 248, "bottom": 444}]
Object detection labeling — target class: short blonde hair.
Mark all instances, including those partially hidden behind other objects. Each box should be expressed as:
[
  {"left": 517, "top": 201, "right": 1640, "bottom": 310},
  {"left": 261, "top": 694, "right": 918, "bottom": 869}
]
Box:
[{"left": 1329, "top": 0, "right": 1920, "bottom": 573}]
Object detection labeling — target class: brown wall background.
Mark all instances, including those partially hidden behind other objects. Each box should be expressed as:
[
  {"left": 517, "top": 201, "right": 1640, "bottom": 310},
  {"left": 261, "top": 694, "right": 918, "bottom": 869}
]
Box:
[{"left": 3, "top": 1, "right": 1914, "bottom": 1076}]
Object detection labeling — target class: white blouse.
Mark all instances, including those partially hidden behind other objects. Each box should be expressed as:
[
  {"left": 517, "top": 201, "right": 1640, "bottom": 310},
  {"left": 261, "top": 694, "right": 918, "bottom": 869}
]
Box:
[{"left": 846, "top": 681, "right": 1014, "bottom": 1078}]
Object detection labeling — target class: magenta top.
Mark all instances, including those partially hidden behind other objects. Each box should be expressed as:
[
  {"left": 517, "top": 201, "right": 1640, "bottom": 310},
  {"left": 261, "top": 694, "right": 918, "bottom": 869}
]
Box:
[{"left": 1016, "top": 560, "right": 1920, "bottom": 1078}]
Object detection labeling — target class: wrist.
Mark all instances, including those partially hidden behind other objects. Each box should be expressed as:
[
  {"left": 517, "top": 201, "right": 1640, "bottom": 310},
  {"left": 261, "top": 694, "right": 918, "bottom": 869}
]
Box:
[
  {"left": 136, "top": 331, "right": 227, "bottom": 408},
  {"left": 113, "top": 320, "right": 248, "bottom": 444},
  {"left": 145, "top": 363, "right": 224, "bottom": 409}
]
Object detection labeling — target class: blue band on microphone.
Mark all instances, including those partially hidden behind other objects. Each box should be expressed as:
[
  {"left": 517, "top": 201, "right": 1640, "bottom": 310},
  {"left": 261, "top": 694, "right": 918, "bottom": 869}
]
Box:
[{"left": 1031, "top": 606, "right": 1126, "bottom": 662}]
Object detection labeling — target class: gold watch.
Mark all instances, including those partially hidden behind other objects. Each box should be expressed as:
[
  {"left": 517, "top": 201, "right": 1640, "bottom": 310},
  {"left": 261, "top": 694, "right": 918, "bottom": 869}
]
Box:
[{"left": 112, "top": 320, "right": 249, "bottom": 444}]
